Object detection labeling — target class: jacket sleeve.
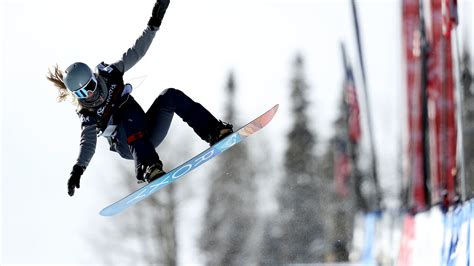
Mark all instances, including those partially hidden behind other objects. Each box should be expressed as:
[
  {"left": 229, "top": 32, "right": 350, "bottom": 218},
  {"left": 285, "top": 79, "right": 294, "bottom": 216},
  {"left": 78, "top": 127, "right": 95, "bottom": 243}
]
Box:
[
  {"left": 75, "top": 114, "right": 98, "bottom": 169},
  {"left": 113, "top": 26, "right": 158, "bottom": 73}
]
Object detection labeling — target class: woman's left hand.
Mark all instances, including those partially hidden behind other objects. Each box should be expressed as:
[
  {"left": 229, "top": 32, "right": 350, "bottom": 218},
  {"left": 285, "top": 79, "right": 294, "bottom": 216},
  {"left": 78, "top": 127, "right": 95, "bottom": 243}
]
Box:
[{"left": 68, "top": 164, "right": 84, "bottom": 196}]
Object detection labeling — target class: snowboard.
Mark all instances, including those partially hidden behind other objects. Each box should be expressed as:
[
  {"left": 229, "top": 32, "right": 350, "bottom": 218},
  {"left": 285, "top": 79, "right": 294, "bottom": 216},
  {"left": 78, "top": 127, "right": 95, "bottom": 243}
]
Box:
[{"left": 99, "top": 104, "right": 279, "bottom": 216}]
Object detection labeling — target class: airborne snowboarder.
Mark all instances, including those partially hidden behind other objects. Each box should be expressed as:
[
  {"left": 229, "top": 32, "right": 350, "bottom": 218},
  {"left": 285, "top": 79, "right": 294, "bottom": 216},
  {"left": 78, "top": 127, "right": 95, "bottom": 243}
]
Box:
[{"left": 46, "top": 0, "right": 233, "bottom": 196}]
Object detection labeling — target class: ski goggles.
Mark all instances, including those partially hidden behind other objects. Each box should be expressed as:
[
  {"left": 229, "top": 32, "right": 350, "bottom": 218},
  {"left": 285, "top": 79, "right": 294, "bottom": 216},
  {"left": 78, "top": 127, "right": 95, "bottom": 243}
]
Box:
[{"left": 72, "top": 75, "right": 98, "bottom": 99}]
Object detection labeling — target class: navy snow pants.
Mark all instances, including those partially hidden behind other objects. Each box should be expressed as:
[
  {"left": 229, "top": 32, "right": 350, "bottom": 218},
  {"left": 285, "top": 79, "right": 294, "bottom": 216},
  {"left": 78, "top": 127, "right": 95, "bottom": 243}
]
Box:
[{"left": 112, "top": 88, "right": 220, "bottom": 168}]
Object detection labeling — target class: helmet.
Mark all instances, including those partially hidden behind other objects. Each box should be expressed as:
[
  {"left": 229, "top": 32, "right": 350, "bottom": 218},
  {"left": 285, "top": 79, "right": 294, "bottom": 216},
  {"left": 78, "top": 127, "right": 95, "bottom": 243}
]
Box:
[
  {"left": 63, "top": 62, "right": 107, "bottom": 107},
  {"left": 64, "top": 62, "right": 95, "bottom": 95}
]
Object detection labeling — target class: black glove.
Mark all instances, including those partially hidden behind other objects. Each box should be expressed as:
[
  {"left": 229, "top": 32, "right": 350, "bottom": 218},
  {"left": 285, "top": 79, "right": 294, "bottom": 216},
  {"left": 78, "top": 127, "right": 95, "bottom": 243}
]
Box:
[
  {"left": 148, "top": 0, "right": 170, "bottom": 29},
  {"left": 68, "top": 164, "right": 84, "bottom": 196}
]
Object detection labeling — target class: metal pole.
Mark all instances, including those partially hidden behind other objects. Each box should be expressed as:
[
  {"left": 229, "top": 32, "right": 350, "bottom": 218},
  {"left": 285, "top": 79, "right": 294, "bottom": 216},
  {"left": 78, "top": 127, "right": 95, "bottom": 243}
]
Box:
[
  {"left": 350, "top": 0, "right": 382, "bottom": 210},
  {"left": 419, "top": 0, "right": 432, "bottom": 206}
]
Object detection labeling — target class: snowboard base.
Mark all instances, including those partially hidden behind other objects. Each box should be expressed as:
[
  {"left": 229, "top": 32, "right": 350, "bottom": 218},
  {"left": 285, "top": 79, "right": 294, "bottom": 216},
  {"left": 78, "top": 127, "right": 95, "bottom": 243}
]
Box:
[{"left": 99, "top": 104, "right": 279, "bottom": 216}]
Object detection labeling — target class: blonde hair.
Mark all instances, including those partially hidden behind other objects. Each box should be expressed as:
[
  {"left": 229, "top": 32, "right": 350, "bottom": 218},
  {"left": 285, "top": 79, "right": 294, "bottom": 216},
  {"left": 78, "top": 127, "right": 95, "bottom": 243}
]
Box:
[{"left": 46, "top": 64, "right": 72, "bottom": 102}]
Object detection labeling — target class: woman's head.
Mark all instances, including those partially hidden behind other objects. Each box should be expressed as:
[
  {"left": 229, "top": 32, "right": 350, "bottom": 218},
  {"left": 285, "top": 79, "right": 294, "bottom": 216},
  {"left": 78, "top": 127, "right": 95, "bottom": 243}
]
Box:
[
  {"left": 63, "top": 62, "right": 97, "bottom": 99},
  {"left": 47, "top": 62, "right": 107, "bottom": 107}
]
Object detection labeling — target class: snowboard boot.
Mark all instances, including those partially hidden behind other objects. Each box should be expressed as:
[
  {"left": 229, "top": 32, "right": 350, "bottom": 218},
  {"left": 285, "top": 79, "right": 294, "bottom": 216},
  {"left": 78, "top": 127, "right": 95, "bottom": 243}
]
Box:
[
  {"left": 144, "top": 161, "right": 166, "bottom": 183},
  {"left": 208, "top": 120, "right": 234, "bottom": 146}
]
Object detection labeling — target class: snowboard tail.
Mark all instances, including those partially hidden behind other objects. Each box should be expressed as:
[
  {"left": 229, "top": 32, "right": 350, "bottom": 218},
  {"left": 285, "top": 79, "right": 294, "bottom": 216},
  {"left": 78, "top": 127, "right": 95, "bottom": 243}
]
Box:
[{"left": 99, "top": 104, "right": 279, "bottom": 216}]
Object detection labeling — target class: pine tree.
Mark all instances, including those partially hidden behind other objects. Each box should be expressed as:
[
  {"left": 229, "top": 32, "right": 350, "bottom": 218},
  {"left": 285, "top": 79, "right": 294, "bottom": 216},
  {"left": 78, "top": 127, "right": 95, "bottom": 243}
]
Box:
[
  {"left": 97, "top": 164, "right": 177, "bottom": 266},
  {"left": 93, "top": 130, "right": 200, "bottom": 265},
  {"left": 199, "top": 71, "right": 258, "bottom": 265},
  {"left": 318, "top": 88, "right": 358, "bottom": 262},
  {"left": 319, "top": 143, "right": 349, "bottom": 262},
  {"left": 261, "top": 54, "right": 325, "bottom": 263}
]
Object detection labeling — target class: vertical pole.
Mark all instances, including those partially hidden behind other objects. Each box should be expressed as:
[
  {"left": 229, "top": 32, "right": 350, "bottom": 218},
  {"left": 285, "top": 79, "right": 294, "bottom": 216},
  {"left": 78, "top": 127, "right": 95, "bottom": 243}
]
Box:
[
  {"left": 419, "top": 0, "right": 432, "bottom": 206},
  {"left": 350, "top": 0, "right": 382, "bottom": 209}
]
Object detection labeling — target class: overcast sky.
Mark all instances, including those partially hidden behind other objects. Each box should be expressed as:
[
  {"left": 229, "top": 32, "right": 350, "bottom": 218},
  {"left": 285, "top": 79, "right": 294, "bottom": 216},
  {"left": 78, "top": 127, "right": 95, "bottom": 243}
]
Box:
[{"left": 1, "top": 0, "right": 472, "bottom": 264}]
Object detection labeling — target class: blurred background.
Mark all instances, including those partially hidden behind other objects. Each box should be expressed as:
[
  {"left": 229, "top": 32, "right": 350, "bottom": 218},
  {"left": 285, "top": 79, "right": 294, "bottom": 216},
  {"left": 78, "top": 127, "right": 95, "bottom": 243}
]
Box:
[{"left": 1, "top": 0, "right": 473, "bottom": 264}]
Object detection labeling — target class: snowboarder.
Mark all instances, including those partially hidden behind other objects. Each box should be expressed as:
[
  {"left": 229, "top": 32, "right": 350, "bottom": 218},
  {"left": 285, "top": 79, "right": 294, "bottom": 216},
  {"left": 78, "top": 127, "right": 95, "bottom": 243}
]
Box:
[{"left": 46, "top": 0, "right": 233, "bottom": 196}]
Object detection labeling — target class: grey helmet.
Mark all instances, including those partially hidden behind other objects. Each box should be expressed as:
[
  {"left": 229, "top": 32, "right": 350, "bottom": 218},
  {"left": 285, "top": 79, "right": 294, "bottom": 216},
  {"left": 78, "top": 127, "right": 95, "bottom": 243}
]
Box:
[
  {"left": 64, "top": 62, "right": 107, "bottom": 107},
  {"left": 64, "top": 62, "right": 95, "bottom": 94}
]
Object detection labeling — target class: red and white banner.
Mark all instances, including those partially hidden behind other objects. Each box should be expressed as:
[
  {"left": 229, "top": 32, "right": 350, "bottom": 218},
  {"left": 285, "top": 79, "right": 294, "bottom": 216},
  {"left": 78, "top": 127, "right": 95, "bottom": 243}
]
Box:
[
  {"left": 402, "top": 0, "right": 427, "bottom": 211},
  {"left": 334, "top": 141, "right": 351, "bottom": 198},
  {"left": 397, "top": 214, "right": 415, "bottom": 266},
  {"left": 426, "top": 0, "right": 458, "bottom": 205},
  {"left": 344, "top": 71, "right": 362, "bottom": 144}
]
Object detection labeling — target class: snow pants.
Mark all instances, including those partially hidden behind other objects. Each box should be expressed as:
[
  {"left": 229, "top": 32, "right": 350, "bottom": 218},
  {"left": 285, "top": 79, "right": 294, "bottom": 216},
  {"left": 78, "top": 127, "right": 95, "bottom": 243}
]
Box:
[{"left": 111, "top": 88, "right": 220, "bottom": 168}]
